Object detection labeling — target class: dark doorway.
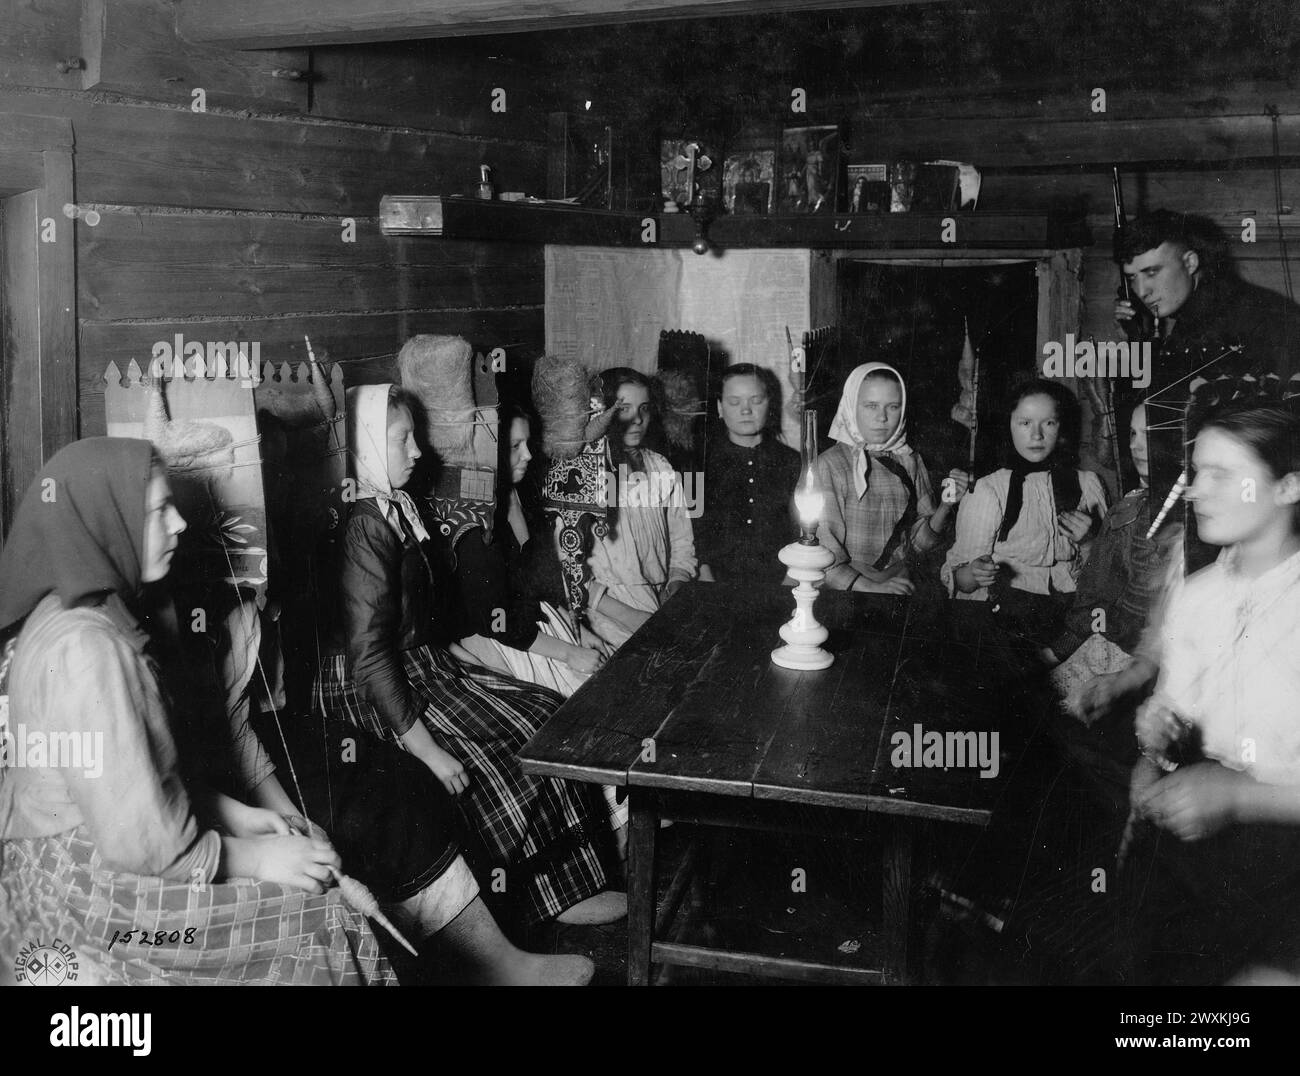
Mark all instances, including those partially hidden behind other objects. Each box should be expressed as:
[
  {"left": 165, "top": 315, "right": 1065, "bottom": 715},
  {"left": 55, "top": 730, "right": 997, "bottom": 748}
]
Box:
[{"left": 835, "top": 261, "right": 1040, "bottom": 482}]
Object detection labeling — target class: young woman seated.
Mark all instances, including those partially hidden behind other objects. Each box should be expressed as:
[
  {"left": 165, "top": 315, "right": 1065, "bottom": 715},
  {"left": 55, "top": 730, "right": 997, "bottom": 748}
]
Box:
[
  {"left": 585, "top": 368, "right": 698, "bottom": 649},
  {"left": 1044, "top": 403, "right": 1183, "bottom": 671},
  {"left": 694, "top": 363, "right": 802, "bottom": 588},
  {"left": 448, "top": 404, "right": 629, "bottom": 853},
  {"left": 314, "top": 384, "right": 624, "bottom": 929},
  {"left": 1005, "top": 400, "right": 1300, "bottom": 984},
  {"left": 162, "top": 581, "right": 594, "bottom": 986},
  {"left": 454, "top": 403, "right": 609, "bottom": 698},
  {"left": 944, "top": 378, "right": 1107, "bottom": 645},
  {"left": 0, "top": 439, "right": 389, "bottom": 985},
  {"left": 1120, "top": 401, "right": 1300, "bottom": 980},
  {"left": 813, "top": 362, "right": 971, "bottom": 596}
]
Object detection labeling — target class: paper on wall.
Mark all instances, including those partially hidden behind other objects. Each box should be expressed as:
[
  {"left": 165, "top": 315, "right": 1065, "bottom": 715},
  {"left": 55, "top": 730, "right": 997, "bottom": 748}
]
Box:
[{"left": 545, "top": 246, "right": 813, "bottom": 445}]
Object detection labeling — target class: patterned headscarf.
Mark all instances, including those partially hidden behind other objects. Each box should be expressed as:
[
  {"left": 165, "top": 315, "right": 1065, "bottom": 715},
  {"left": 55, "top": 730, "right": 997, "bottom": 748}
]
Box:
[
  {"left": 828, "top": 361, "right": 912, "bottom": 499},
  {"left": 345, "top": 384, "right": 430, "bottom": 544}
]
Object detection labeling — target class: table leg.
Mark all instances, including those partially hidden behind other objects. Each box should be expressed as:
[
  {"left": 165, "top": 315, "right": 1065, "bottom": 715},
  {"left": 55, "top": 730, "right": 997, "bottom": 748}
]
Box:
[
  {"left": 882, "top": 816, "right": 915, "bottom": 985},
  {"left": 627, "top": 794, "right": 658, "bottom": 987}
]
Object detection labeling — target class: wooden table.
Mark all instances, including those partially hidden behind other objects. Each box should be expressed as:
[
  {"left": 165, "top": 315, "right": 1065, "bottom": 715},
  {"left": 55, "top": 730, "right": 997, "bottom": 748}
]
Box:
[{"left": 519, "top": 581, "right": 1035, "bottom": 985}]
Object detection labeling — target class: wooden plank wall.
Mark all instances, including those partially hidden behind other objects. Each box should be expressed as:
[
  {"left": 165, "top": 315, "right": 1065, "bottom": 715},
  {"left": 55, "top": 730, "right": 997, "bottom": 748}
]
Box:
[
  {"left": 843, "top": 82, "right": 1300, "bottom": 347},
  {"left": 0, "top": 0, "right": 554, "bottom": 441}
]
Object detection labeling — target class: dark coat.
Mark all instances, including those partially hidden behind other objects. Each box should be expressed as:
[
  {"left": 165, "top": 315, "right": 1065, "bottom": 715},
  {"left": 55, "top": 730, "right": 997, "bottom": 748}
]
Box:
[{"left": 332, "top": 499, "right": 448, "bottom": 736}]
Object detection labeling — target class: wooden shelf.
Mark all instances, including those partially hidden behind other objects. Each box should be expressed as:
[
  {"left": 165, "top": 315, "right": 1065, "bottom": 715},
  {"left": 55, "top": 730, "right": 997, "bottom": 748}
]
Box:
[
  {"left": 659, "top": 211, "right": 1087, "bottom": 250},
  {"left": 380, "top": 195, "right": 1088, "bottom": 250},
  {"left": 380, "top": 196, "right": 650, "bottom": 245}
]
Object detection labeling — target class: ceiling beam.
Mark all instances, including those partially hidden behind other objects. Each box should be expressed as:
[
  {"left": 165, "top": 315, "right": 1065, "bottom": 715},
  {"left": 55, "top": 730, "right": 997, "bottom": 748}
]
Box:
[{"left": 177, "top": 0, "right": 955, "bottom": 49}]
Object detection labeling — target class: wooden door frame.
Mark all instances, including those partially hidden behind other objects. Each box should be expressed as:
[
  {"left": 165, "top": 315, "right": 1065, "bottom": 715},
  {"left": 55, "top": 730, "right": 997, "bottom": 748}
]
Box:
[
  {"left": 0, "top": 113, "right": 78, "bottom": 538},
  {"left": 828, "top": 248, "right": 1084, "bottom": 359}
]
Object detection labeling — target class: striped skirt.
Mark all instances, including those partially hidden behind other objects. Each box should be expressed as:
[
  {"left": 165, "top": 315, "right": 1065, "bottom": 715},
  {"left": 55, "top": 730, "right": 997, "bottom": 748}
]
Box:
[
  {"left": 314, "top": 643, "right": 608, "bottom": 927},
  {"left": 0, "top": 828, "right": 395, "bottom": 986}
]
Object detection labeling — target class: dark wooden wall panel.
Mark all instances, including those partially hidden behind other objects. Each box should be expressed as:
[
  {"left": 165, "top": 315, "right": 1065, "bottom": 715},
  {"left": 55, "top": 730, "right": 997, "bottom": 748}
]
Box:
[
  {"left": 78, "top": 212, "right": 539, "bottom": 271},
  {"left": 0, "top": 4, "right": 552, "bottom": 482},
  {"left": 82, "top": 240, "right": 542, "bottom": 320},
  {"left": 2, "top": 191, "right": 44, "bottom": 529},
  {"left": 826, "top": 83, "right": 1300, "bottom": 351},
  {"left": 310, "top": 42, "right": 550, "bottom": 142},
  {"left": 8, "top": 4, "right": 1297, "bottom": 493},
  {"left": 848, "top": 83, "right": 1300, "bottom": 124},
  {"left": 978, "top": 169, "right": 1300, "bottom": 219},
  {"left": 88, "top": 0, "right": 310, "bottom": 110},
  {"left": 70, "top": 106, "right": 545, "bottom": 213},
  {"left": 0, "top": 0, "right": 84, "bottom": 90},
  {"left": 855, "top": 114, "right": 1300, "bottom": 171}
]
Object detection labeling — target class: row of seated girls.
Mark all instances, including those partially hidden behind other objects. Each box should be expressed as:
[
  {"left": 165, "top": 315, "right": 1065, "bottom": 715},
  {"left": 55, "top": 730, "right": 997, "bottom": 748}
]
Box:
[
  {"left": 500, "top": 352, "right": 1300, "bottom": 983},
  {"left": 569, "top": 356, "right": 1106, "bottom": 651},
  {"left": 0, "top": 438, "right": 599, "bottom": 984},
  {"left": 5, "top": 329, "right": 1296, "bottom": 986},
  {"left": 973, "top": 389, "right": 1300, "bottom": 986}
]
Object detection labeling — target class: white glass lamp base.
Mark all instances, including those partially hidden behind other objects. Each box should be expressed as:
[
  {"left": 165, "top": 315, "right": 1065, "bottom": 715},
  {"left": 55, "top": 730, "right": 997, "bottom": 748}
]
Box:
[{"left": 771, "top": 539, "right": 836, "bottom": 671}]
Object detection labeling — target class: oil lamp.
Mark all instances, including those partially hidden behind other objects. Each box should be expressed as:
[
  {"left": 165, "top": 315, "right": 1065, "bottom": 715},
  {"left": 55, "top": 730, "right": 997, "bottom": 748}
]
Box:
[{"left": 771, "top": 461, "right": 835, "bottom": 671}]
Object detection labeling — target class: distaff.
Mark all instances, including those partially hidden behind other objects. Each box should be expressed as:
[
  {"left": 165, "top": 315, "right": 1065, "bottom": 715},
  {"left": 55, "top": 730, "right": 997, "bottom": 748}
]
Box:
[{"left": 1144, "top": 470, "right": 1188, "bottom": 540}]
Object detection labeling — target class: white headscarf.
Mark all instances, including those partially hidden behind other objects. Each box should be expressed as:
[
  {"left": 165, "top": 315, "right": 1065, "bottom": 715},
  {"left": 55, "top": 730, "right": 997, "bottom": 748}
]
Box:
[
  {"left": 346, "top": 383, "right": 430, "bottom": 543},
  {"left": 828, "top": 361, "right": 912, "bottom": 499}
]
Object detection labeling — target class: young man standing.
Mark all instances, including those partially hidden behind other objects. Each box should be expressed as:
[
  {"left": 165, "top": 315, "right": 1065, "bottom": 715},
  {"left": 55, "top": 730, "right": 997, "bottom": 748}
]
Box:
[
  {"left": 1116, "top": 209, "right": 1300, "bottom": 569},
  {"left": 1116, "top": 209, "right": 1297, "bottom": 377}
]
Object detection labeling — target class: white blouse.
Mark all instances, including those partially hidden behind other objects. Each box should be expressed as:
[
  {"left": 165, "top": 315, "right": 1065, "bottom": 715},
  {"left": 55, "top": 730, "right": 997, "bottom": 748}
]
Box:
[
  {"left": 587, "top": 449, "right": 698, "bottom": 614},
  {"left": 1156, "top": 547, "right": 1300, "bottom": 786},
  {"left": 942, "top": 468, "right": 1109, "bottom": 600}
]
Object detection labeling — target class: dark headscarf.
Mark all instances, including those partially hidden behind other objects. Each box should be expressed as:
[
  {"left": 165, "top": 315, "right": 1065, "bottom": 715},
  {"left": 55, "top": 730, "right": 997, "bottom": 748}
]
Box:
[
  {"left": 997, "top": 457, "right": 1084, "bottom": 543},
  {"left": 996, "top": 380, "right": 1084, "bottom": 542},
  {"left": 0, "top": 437, "right": 158, "bottom": 646}
]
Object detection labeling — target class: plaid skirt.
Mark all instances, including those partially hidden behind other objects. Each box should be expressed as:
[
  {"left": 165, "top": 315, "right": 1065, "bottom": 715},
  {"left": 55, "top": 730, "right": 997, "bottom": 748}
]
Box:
[
  {"left": 315, "top": 644, "right": 607, "bottom": 926},
  {"left": 0, "top": 828, "right": 395, "bottom": 986}
]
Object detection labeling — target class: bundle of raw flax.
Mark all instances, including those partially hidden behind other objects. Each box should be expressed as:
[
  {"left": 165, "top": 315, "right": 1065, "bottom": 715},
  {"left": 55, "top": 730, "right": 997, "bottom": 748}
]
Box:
[{"left": 532, "top": 353, "right": 615, "bottom": 459}]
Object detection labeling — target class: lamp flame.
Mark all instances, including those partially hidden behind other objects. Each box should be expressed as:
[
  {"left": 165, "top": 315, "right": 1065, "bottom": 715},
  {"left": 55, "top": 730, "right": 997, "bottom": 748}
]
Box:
[{"left": 794, "top": 470, "right": 823, "bottom": 529}]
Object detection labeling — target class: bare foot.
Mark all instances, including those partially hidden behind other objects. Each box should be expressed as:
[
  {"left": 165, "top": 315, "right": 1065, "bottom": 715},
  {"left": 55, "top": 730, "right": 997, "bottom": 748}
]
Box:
[{"left": 556, "top": 890, "right": 627, "bottom": 925}]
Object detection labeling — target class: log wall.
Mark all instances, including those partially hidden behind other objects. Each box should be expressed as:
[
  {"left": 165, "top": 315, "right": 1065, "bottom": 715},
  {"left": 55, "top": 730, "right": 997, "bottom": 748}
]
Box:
[
  {"left": 840, "top": 84, "right": 1298, "bottom": 356},
  {"left": 0, "top": 0, "right": 554, "bottom": 446}
]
